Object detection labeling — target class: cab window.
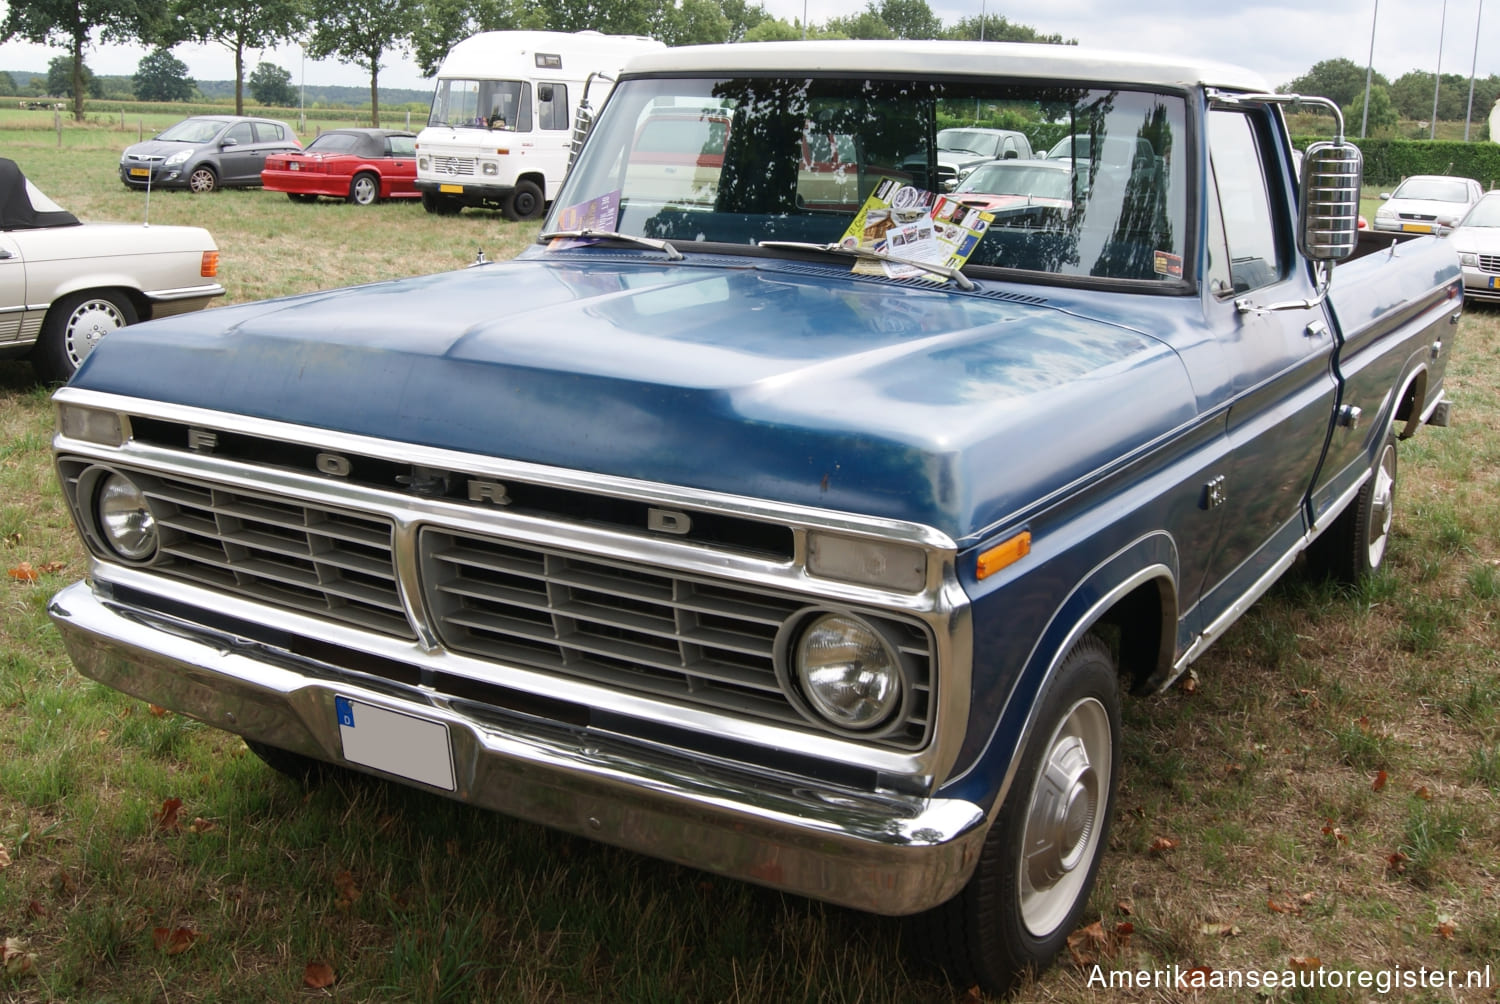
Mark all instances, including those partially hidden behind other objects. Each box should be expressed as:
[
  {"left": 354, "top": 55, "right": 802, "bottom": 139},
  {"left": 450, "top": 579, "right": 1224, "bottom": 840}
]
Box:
[{"left": 1207, "top": 110, "right": 1283, "bottom": 294}]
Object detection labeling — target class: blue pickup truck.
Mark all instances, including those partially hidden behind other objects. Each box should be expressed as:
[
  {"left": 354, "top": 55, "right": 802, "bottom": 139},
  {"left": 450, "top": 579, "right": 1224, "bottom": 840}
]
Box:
[{"left": 48, "top": 41, "right": 1460, "bottom": 992}]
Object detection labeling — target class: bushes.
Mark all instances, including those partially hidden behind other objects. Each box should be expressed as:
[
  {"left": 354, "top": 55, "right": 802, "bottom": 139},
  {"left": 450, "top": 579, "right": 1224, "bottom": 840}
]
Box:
[{"left": 1293, "top": 135, "right": 1500, "bottom": 187}]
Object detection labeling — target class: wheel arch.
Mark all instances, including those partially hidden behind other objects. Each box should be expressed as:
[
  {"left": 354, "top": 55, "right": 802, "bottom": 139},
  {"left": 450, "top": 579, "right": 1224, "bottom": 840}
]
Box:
[
  {"left": 1391, "top": 364, "right": 1428, "bottom": 441},
  {"left": 518, "top": 170, "right": 548, "bottom": 201},
  {"left": 44, "top": 283, "right": 149, "bottom": 322},
  {"left": 946, "top": 532, "right": 1179, "bottom": 819}
]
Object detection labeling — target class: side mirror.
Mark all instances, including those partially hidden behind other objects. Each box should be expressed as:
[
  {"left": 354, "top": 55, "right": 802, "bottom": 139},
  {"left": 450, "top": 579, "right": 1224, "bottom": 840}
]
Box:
[
  {"left": 221, "top": 138, "right": 238, "bottom": 148},
  {"left": 1297, "top": 141, "right": 1362, "bottom": 262},
  {"left": 1379, "top": 193, "right": 1391, "bottom": 200},
  {"left": 538, "top": 85, "right": 554, "bottom": 102}
]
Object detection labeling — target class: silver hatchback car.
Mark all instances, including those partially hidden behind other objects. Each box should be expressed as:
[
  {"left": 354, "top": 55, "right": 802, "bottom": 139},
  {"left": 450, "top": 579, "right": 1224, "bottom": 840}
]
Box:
[
  {"left": 1372, "top": 174, "right": 1482, "bottom": 234},
  {"left": 120, "top": 116, "right": 301, "bottom": 193}
]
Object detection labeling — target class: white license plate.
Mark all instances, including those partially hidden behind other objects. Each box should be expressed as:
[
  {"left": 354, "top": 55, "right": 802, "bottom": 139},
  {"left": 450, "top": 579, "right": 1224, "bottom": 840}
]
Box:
[
  {"left": 129, "top": 167, "right": 149, "bottom": 177},
  {"left": 289, "top": 163, "right": 300, "bottom": 171},
  {"left": 335, "top": 696, "right": 455, "bottom": 790},
  {"left": 439, "top": 183, "right": 463, "bottom": 194}
]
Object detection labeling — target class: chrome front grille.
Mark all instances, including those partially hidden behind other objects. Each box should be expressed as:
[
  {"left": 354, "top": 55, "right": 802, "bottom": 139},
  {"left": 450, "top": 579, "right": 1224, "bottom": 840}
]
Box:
[
  {"left": 422, "top": 529, "right": 934, "bottom": 749},
  {"left": 1479, "top": 254, "right": 1500, "bottom": 274},
  {"left": 59, "top": 462, "right": 410, "bottom": 638},
  {"left": 431, "top": 156, "right": 476, "bottom": 176}
]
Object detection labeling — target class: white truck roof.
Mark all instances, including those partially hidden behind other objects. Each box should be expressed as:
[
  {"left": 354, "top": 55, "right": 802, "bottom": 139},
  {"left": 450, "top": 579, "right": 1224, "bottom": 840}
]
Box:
[
  {"left": 621, "top": 40, "right": 1269, "bottom": 93},
  {"left": 438, "top": 30, "right": 664, "bottom": 79}
]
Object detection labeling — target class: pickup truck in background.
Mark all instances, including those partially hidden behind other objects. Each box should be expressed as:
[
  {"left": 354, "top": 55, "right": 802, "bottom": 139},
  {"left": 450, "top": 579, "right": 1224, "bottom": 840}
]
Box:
[{"left": 48, "top": 41, "right": 1460, "bottom": 993}]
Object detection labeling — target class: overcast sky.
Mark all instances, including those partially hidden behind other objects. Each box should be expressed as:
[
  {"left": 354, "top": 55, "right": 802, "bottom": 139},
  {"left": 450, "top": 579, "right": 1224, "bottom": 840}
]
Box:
[{"left": 0, "top": 0, "right": 1493, "bottom": 100}]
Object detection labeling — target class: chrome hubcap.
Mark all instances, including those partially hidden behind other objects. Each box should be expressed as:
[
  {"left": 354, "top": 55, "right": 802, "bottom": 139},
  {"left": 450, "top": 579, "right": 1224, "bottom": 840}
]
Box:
[
  {"left": 1367, "top": 444, "right": 1396, "bottom": 569},
  {"left": 64, "top": 300, "right": 126, "bottom": 365},
  {"left": 1019, "top": 697, "right": 1111, "bottom": 937}
]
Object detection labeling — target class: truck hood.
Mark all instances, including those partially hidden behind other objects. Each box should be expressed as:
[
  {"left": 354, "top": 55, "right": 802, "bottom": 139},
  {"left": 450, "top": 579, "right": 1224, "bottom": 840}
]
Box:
[{"left": 72, "top": 256, "right": 1199, "bottom": 541}]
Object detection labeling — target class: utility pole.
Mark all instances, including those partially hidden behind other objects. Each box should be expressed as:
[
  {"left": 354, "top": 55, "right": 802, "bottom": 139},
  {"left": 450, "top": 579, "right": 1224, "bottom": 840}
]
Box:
[
  {"left": 1465, "top": 0, "right": 1485, "bottom": 141},
  {"left": 1360, "top": 0, "right": 1379, "bottom": 138},
  {"left": 1431, "top": 0, "right": 1446, "bottom": 140}
]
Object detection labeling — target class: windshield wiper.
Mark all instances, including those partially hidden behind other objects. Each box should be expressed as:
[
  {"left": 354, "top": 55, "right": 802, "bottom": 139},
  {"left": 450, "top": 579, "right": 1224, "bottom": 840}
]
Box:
[
  {"left": 756, "top": 241, "right": 975, "bottom": 291},
  {"left": 538, "top": 228, "right": 683, "bottom": 261}
]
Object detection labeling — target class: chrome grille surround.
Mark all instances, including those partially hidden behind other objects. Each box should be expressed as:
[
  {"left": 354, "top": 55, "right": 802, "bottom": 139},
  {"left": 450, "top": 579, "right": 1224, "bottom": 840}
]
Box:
[
  {"left": 52, "top": 389, "right": 971, "bottom": 781},
  {"left": 1478, "top": 254, "right": 1500, "bottom": 275},
  {"left": 431, "top": 156, "right": 477, "bottom": 176}
]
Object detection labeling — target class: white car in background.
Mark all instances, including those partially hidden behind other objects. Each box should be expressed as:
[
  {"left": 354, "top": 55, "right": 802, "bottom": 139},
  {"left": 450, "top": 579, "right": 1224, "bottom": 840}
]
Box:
[
  {"left": 0, "top": 158, "right": 224, "bottom": 382},
  {"left": 1372, "top": 174, "right": 1483, "bottom": 234},
  {"left": 1449, "top": 190, "right": 1500, "bottom": 304}
]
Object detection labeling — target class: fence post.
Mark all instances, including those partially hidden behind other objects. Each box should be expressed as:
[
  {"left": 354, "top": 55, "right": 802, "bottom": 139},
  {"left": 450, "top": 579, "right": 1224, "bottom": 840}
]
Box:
[{"left": 54, "top": 108, "right": 61, "bottom": 147}]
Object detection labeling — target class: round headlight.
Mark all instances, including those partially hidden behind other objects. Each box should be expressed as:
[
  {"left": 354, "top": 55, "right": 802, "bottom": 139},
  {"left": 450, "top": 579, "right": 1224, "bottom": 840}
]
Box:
[
  {"left": 793, "top": 613, "right": 902, "bottom": 730},
  {"left": 96, "top": 473, "right": 157, "bottom": 561}
]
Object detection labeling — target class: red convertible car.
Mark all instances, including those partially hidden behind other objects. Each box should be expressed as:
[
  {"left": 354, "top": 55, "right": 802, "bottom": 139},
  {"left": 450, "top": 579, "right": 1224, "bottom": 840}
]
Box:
[{"left": 261, "top": 128, "right": 418, "bottom": 206}]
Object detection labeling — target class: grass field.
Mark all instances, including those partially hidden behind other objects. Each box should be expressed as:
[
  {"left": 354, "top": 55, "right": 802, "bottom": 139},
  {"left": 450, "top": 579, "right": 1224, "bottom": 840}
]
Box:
[{"left": 1, "top": 125, "right": 1498, "bottom": 1003}]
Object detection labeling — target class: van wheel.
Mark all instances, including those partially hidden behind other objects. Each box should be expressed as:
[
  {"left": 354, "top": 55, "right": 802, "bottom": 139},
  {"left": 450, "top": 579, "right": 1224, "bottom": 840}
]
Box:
[
  {"left": 421, "top": 191, "right": 461, "bottom": 215},
  {"left": 348, "top": 172, "right": 379, "bottom": 206},
  {"left": 1308, "top": 434, "right": 1397, "bottom": 583},
  {"left": 504, "top": 180, "right": 544, "bottom": 221},
  {"left": 32, "top": 290, "right": 137, "bottom": 383},
  {"left": 910, "top": 635, "right": 1120, "bottom": 995}
]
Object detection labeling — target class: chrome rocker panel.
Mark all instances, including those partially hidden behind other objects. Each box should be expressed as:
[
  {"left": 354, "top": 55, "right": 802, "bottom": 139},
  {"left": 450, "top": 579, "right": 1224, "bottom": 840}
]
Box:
[{"left": 49, "top": 579, "right": 988, "bottom": 916}]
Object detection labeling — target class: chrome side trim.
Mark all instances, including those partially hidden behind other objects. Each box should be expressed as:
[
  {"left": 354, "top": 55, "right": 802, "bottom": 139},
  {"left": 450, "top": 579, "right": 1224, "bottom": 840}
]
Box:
[
  {"left": 143, "top": 283, "right": 228, "bottom": 303},
  {"left": 49, "top": 580, "right": 987, "bottom": 916}
]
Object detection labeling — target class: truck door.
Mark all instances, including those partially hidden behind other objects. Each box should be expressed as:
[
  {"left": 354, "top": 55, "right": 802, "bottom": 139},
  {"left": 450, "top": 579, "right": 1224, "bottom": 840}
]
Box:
[
  {"left": 1195, "top": 107, "right": 1339, "bottom": 627},
  {"left": 535, "top": 81, "right": 571, "bottom": 197}
]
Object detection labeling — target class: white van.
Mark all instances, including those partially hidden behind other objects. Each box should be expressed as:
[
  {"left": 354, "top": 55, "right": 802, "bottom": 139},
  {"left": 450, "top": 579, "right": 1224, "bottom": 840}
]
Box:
[{"left": 414, "top": 30, "right": 664, "bottom": 219}]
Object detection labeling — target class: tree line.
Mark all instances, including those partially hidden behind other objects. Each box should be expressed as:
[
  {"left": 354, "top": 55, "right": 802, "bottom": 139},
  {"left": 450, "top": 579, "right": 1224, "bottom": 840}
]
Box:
[
  {"left": 1281, "top": 57, "right": 1499, "bottom": 138},
  {"left": 1, "top": 0, "right": 1072, "bottom": 127}
]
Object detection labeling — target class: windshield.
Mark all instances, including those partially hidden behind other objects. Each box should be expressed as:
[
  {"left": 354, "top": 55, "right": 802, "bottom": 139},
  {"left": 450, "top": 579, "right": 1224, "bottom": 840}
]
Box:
[
  {"left": 957, "top": 163, "right": 1073, "bottom": 200},
  {"left": 1392, "top": 177, "right": 1472, "bottom": 202},
  {"left": 156, "top": 118, "right": 225, "bottom": 143},
  {"left": 1460, "top": 196, "right": 1500, "bottom": 228},
  {"left": 428, "top": 79, "right": 526, "bottom": 129},
  {"left": 551, "top": 75, "right": 1189, "bottom": 284},
  {"left": 938, "top": 128, "right": 1000, "bottom": 157}
]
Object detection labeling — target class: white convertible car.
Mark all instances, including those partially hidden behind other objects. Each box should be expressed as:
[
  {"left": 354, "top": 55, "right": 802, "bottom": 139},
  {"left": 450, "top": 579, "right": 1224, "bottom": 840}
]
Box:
[{"left": 0, "top": 158, "right": 225, "bottom": 382}]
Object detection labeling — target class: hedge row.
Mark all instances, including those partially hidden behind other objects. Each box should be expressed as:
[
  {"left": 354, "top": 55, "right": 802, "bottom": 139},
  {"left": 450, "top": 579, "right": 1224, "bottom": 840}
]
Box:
[{"left": 1293, "top": 135, "right": 1500, "bottom": 188}]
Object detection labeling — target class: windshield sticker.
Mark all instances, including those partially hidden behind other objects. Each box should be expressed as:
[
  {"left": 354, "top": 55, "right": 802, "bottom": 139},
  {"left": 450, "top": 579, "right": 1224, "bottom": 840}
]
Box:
[
  {"left": 841, "top": 185, "right": 994, "bottom": 281},
  {"left": 548, "top": 190, "right": 621, "bottom": 249},
  {"left": 1153, "top": 250, "right": 1184, "bottom": 279}
]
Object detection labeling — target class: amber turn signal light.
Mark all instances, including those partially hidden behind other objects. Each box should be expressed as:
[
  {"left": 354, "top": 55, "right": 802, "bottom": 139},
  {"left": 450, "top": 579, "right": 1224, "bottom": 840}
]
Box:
[
  {"left": 201, "top": 251, "right": 220, "bottom": 277},
  {"left": 976, "top": 531, "right": 1031, "bottom": 580}
]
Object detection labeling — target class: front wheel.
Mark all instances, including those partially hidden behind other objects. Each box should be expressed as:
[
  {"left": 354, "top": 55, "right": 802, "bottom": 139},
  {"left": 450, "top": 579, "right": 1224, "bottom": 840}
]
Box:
[
  {"left": 911, "top": 635, "right": 1121, "bottom": 995},
  {"left": 348, "top": 172, "right": 379, "bottom": 206},
  {"left": 32, "top": 290, "right": 137, "bottom": 383},
  {"left": 1307, "top": 434, "right": 1397, "bottom": 583},
  {"left": 421, "top": 191, "right": 461, "bottom": 215},
  {"left": 187, "top": 166, "right": 218, "bottom": 193},
  {"left": 503, "top": 179, "right": 544, "bottom": 221}
]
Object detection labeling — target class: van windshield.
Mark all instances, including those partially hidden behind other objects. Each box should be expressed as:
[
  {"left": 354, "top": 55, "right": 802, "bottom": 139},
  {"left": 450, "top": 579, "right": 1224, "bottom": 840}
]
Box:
[
  {"left": 429, "top": 79, "right": 526, "bottom": 130},
  {"left": 549, "top": 74, "right": 1190, "bottom": 285}
]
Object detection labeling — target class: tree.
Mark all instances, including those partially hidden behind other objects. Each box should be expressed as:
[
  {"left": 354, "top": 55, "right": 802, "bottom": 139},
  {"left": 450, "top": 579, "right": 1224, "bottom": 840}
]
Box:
[
  {"left": 742, "top": 17, "right": 808, "bottom": 41},
  {"left": 941, "top": 14, "right": 1072, "bottom": 43},
  {"left": 248, "top": 61, "right": 297, "bottom": 106},
  {"left": 0, "top": 71, "right": 15, "bottom": 97},
  {"left": 2, "top": 0, "right": 151, "bottom": 120},
  {"left": 307, "top": 0, "right": 420, "bottom": 127},
  {"left": 720, "top": 0, "right": 770, "bottom": 41},
  {"left": 1345, "top": 83, "right": 1399, "bottom": 138},
  {"left": 875, "top": 0, "right": 940, "bottom": 40},
  {"left": 133, "top": 48, "right": 194, "bottom": 101},
  {"left": 1283, "top": 58, "right": 1387, "bottom": 113},
  {"left": 656, "top": 0, "right": 732, "bottom": 46},
  {"left": 171, "top": 0, "right": 305, "bottom": 115},
  {"left": 823, "top": 10, "right": 893, "bottom": 39},
  {"left": 47, "top": 55, "right": 91, "bottom": 96},
  {"left": 409, "top": 0, "right": 531, "bottom": 78}
]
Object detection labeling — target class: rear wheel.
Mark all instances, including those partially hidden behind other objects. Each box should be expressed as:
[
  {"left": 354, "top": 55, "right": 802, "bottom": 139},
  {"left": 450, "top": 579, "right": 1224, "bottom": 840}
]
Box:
[
  {"left": 32, "top": 290, "right": 137, "bottom": 383},
  {"left": 187, "top": 166, "right": 218, "bottom": 193},
  {"left": 503, "top": 179, "right": 544, "bottom": 221},
  {"left": 1308, "top": 434, "right": 1397, "bottom": 583},
  {"left": 421, "top": 191, "right": 461, "bottom": 215},
  {"left": 911, "top": 635, "right": 1121, "bottom": 995},
  {"left": 348, "top": 172, "right": 379, "bottom": 206}
]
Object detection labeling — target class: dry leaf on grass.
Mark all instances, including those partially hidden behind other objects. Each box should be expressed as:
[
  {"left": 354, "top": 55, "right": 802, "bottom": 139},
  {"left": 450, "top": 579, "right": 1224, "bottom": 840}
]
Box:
[
  {"left": 154, "top": 798, "right": 183, "bottom": 831},
  {"left": 1320, "top": 820, "right": 1348, "bottom": 845},
  {"left": 1289, "top": 956, "right": 1322, "bottom": 972},
  {"left": 2, "top": 936, "right": 37, "bottom": 976},
  {"left": 1200, "top": 921, "right": 1241, "bottom": 937},
  {"left": 333, "top": 869, "right": 361, "bottom": 911},
  {"left": 7, "top": 562, "right": 36, "bottom": 581},
  {"left": 0, "top": 844, "right": 10, "bottom": 869},
  {"left": 303, "top": 961, "right": 336, "bottom": 988},
  {"left": 1436, "top": 917, "right": 1457, "bottom": 940},
  {"left": 152, "top": 927, "right": 201, "bottom": 955},
  {"left": 1267, "top": 898, "right": 1303, "bottom": 916},
  {"left": 148, "top": 704, "right": 170, "bottom": 717},
  {"left": 1372, "top": 769, "right": 1388, "bottom": 792},
  {"left": 188, "top": 817, "right": 217, "bottom": 835},
  {"left": 1148, "top": 836, "right": 1179, "bottom": 854}
]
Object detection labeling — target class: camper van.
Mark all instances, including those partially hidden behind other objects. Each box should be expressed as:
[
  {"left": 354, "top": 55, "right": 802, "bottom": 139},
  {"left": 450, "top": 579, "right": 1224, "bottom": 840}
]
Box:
[{"left": 414, "top": 30, "right": 664, "bottom": 219}]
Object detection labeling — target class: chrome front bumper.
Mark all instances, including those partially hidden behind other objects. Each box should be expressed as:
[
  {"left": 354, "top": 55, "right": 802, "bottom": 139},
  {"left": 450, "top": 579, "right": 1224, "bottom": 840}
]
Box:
[{"left": 49, "top": 580, "right": 987, "bottom": 915}]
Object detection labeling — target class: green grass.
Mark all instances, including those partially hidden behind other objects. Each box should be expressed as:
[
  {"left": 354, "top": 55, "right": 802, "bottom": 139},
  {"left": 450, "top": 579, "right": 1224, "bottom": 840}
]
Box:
[{"left": 3, "top": 123, "right": 1500, "bottom": 1001}]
